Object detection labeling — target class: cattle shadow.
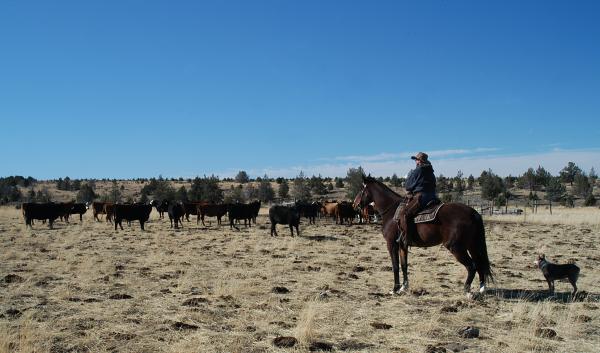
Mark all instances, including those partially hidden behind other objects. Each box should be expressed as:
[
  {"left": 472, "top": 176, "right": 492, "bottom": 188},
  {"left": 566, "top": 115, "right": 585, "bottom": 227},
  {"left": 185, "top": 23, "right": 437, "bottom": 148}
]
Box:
[
  {"left": 489, "top": 288, "right": 599, "bottom": 303},
  {"left": 302, "top": 234, "right": 339, "bottom": 242}
]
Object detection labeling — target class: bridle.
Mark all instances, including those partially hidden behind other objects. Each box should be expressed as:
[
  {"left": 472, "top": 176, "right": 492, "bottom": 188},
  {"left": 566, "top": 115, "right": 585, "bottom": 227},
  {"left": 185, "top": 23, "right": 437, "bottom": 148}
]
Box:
[{"left": 356, "top": 183, "right": 400, "bottom": 218}]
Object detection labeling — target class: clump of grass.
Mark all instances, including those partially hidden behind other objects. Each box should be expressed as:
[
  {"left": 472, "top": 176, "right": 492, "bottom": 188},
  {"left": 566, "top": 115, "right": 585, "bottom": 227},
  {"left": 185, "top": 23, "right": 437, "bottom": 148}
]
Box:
[{"left": 294, "top": 302, "right": 317, "bottom": 346}]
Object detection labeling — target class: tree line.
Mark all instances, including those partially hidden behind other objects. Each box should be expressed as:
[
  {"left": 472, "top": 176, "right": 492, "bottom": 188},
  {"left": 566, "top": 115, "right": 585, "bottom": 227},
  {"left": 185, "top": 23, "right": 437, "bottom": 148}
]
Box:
[{"left": 0, "top": 161, "right": 596, "bottom": 207}]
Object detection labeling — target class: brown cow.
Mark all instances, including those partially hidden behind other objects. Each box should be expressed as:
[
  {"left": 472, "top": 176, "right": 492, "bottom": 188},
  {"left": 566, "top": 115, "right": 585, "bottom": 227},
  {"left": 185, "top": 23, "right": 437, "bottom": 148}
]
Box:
[
  {"left": 90, "top": 201, "right": 107, "bottom": 222},
  {"left": 358, "top": 203, "right": 376, "bottom": 224},
  {"left": 103, "top": 203, "right": 115, "bottom": 223},
  {"left": 320, "top": 201, "right": 338, "bottom": 222}
]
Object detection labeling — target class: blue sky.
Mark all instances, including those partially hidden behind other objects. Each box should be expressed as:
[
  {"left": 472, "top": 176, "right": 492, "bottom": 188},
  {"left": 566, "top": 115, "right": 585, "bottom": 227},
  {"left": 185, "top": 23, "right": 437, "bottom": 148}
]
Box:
[{"left": 1, "top": 1, "right": 599, "bottom": 179}]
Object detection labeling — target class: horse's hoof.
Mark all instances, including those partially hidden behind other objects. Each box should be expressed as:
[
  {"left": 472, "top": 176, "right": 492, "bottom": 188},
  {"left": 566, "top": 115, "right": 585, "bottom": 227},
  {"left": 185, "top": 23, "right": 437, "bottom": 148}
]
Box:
[
  {"left": 466, "top": 292, "right": 474, "bottom": 300},
  {"left": 479, "top": 285, "right": 486, "bottom": 294}
]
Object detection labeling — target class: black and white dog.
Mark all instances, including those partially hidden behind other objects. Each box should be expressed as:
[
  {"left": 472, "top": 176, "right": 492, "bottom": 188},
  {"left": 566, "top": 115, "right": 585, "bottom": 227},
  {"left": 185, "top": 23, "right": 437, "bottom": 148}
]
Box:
[{"left": 535, "top": 254, "right": 580, "bottom": 295}]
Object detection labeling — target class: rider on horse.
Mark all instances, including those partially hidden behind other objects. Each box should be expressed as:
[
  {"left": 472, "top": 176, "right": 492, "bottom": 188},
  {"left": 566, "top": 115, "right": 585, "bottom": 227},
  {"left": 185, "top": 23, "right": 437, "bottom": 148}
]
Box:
[{"left": 398, "top": 152, "right": 437, "bottom": 247}]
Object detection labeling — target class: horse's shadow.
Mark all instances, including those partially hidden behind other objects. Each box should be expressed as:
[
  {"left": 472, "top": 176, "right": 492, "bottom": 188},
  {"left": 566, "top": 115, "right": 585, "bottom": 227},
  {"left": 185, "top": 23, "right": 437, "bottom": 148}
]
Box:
[{"left": 489, "top": 288, "right": 600, "bottom": 303}]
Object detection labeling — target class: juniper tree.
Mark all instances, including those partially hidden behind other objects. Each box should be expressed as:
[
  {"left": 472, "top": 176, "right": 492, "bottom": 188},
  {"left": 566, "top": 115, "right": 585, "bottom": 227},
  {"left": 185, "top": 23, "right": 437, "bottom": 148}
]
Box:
[
  {"left": 345, "top": 166, "right": 365, "bottom": 200},
  {"left": 258, "top": 175, "right": 275, "bottom": 202},
  {"left": 235, "top": 171, "right": 250, "bottom": 184},
  {"left": 292, "top": 171, "right": 311, "bottom": 201},
  {"left": 559, "top": 162, "right": 582, "bottom": 186},
  {"left": 278, "top": 179, "right": 289, "bottom": 199}
]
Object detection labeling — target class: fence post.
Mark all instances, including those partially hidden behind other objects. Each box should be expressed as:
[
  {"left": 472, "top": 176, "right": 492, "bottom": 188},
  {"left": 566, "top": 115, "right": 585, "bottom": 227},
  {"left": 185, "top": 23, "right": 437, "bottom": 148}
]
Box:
[{"left": 549, "top": 200, "right": 552, "bottom": 215}]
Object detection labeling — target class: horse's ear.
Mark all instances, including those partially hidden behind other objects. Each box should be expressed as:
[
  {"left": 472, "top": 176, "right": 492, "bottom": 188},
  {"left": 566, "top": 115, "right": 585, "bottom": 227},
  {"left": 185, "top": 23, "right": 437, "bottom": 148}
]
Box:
[{"left": 362, "top": 174, "right": 367, "bottom": 183}]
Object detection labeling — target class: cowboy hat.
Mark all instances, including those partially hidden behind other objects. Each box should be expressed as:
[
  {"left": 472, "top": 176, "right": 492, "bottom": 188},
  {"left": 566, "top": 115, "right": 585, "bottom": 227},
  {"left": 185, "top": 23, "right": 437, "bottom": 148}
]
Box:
[{"left": 411, "top": 152, "right": 430, "bottom": 164}]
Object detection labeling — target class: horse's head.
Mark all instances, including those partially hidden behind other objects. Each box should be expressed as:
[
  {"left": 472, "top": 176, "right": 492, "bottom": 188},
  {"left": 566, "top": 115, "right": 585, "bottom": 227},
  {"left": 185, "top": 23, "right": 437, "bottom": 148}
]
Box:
[{"left": 353, "top": 174, "right": 376, "bottom": 209}]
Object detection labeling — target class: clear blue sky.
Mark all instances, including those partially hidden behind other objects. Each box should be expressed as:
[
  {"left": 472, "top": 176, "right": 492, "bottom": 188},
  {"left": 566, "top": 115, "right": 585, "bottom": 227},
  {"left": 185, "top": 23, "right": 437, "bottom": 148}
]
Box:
[{"left": 1, "top": 1, "right": 599, "bottom": 179}]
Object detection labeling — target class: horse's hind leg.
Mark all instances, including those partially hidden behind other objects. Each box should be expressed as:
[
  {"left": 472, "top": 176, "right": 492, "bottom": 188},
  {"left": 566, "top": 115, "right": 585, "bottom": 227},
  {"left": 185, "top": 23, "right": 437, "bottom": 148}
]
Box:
[{"left": 449, "top": 246, "right": 476, "bottom": 293}]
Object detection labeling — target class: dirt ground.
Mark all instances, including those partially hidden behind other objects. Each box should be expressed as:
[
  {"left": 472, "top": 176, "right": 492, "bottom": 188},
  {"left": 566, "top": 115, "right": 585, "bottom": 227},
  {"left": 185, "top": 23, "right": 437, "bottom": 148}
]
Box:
[{"left": 1, "top": 206, "right": 599, "bottom": 353}]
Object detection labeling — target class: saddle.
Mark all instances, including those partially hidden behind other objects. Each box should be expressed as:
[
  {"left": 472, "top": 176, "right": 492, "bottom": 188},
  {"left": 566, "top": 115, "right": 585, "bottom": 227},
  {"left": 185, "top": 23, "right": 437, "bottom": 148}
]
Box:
[{"left": 393, "top": 199, "right": 444, "bottom": 224}]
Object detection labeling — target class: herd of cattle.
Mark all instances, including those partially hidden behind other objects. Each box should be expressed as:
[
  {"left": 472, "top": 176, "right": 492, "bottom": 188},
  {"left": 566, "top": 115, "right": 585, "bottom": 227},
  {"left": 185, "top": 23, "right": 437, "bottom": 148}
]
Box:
[{"left": 20, "top": 199, "right": 377, "bottom": 236}]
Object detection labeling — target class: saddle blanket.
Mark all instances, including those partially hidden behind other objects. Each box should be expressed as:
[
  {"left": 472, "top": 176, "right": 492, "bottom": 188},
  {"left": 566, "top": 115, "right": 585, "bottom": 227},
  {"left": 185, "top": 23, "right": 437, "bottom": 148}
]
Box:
[{"left": 393, "top": 202, "right": 445, "bottom": 224}]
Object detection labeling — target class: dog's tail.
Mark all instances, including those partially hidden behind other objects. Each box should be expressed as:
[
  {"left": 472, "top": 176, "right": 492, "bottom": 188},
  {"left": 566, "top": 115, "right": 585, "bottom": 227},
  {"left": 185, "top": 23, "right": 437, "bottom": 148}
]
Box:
[{"left": 471, "top": 211, "right": 495, "bottom": 284}]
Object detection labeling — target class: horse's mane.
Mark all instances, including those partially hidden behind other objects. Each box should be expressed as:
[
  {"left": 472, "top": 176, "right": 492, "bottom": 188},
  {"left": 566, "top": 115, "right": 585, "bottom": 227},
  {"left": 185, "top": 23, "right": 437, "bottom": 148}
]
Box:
[{"left": 364, "top": 176, "right": 404, "bottom": 200}]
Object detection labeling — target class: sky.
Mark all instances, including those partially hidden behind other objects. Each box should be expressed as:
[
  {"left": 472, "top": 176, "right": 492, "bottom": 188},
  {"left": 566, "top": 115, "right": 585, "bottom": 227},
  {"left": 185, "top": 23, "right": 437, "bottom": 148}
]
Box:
[{"left": 1, "top": 1, "right": 599, "bottom": 179}]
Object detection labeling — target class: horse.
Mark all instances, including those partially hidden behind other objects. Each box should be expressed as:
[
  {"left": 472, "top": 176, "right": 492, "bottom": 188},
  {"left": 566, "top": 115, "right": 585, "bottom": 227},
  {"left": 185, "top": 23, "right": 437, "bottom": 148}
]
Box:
[{"left": 353, "top": 175, "right": 493, "bottom": 296}]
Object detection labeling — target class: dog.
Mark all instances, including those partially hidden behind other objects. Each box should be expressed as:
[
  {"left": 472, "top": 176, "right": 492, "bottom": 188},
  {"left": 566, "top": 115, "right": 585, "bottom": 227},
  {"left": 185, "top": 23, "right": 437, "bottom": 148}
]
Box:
[{"left": 535, "top": 254, "right": 580, "bottom": 295}]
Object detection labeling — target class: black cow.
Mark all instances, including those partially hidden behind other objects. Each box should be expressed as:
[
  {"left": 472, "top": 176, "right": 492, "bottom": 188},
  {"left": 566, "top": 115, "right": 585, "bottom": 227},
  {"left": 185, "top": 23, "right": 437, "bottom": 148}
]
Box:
[
  {"left": 150, "top": 200, "right": 169, "bottom": 219},
  {"left": 182, "top": 202, "right": 202, "bottom": 222},
  {"left": 168, "top": 202, "right": 185, "bottom": 229},
  {"left": 250, "top": 200, "right": 261, "bottom": 224},
  {"left": 197, "top": 203, "right": 228, "bottom": 226},
  {"left": 295, "top": 201, "right": 320, "bottom": 225},
  {"left": 57, "top": 202, "right": 75, "bottom": 223},
  {"left": 336, "top": 201, "right": 357, "bottom": 225},
  {"left": 269, "top": 205, "right": 301, "bottom": 236},
  {"left": 69, "top": 203, "right": 88, "bottom": 221},
  {"left": 228, "top": 202, "right": 254, "bottom": 230},
  {"left": 114, "top": 204, "right": 153, "bottom": 231},
  {"left": 89, "top": 201, "right": 108, "bottom": 221},
  {"left": 22, "top": 202, "right": 64, "bottom": 229}
]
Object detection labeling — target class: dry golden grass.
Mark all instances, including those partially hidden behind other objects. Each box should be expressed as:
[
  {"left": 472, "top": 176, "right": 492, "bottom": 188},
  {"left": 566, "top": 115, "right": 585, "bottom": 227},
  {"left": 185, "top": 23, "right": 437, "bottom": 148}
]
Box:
[
  {"left": 487, "top": 206, "right": 600, "bottom": 228},
  {"left": 1, "top": 206, "right": 599, "bottom": 353}
]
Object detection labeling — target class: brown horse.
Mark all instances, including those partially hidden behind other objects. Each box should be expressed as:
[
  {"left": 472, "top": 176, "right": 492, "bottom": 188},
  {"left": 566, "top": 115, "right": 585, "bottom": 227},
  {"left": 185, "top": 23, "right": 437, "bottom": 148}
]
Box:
[{"left": 353, "top": 175, "right": 493, "bottom": 295}]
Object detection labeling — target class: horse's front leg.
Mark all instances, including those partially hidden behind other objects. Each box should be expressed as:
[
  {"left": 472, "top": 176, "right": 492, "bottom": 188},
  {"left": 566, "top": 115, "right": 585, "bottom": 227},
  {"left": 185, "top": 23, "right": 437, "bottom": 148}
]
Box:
[
  {"left": 387, "top": 241, "right": 401, "bottom": 294},
  {"left": 399, "top": 246, "right": 409, "bottom": 292}
]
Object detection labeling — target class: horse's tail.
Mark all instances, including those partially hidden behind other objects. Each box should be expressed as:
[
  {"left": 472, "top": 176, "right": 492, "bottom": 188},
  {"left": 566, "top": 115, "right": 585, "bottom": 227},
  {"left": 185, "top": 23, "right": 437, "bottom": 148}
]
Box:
[{"left": 472, "top": 211, "right": 494, "bottom": 284}]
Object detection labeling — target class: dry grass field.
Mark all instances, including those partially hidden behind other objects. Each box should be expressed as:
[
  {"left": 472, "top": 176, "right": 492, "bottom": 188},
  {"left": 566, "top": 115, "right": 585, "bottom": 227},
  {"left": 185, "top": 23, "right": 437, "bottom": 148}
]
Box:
[{"left": 1, "top": 205, "right": 599, "bottom": 353}]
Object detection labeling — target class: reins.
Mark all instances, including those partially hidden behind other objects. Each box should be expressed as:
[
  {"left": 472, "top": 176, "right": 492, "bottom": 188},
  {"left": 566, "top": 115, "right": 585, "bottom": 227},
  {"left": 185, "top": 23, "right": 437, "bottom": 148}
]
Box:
[{"left": 376, "top": 200, "right": 400, "bottom": 218}]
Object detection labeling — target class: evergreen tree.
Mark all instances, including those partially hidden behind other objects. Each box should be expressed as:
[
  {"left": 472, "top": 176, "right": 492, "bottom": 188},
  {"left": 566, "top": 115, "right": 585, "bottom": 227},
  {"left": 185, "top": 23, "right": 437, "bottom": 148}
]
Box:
[
  {"left": 589, "top": 167, "right": 597, "bottom": 183},
  {"left": 244, "top": 184, "right": 258, "bottom": 200},
  {"left": 176, "top": 186, "right": 189, "bottom": 202},
  {"left": 292, "top": 171, "right": 311, "bottom": 201},
  {"left": 390, "top": 173, "right": 402, "bottom": 187},
  {"left": 226, "top": 185, "right": 245, "bottom": 203},
  {"left": 345, "top": 166, "right": 365, "bottom": 200},
  {"left": 109, "top": 180, "right": 122, "bottom": 203},
  {"left": 545, "top": 177, "right": 566, "bottom": 202},
  {"left": 71, "top": 179, "right": 81, "bottom": 190},
  {"left": 479, "top": 169, "right": 506, "bottom": 201},
  {"left": 308, "top": 175, "right": 328, "bottom": 195},
  {"left": 335, "top": 177, "right": 344, "bottom": 188},
  {"left": 584, "top": 193, "right": 596, "bottom": 206},
  {"left": 258, "top": 175, "right": 275, "bottom": 202},
  {"left": 454, "top": 170, "right": 464, "bottom": 191},
  {"left": 278, "top": 179, "right": 289, "bottom": 199},
  {"left": 535, "top": 166, "right": 552, "bottom": 188},
  {"left": 559, "top": 162, "right": 582, "bottom": 186},
  {"left": 518, "top": 168, "right": 537, "bottom": 191},
  {"left": 76, "top": 183, "right": 97, "bottom": 203},
  {"left": 189, "top": 175, "right": 223, "bottom": 203},
  {"left": 573, "top": 173, "right": 591, "bottom": 198},
  {"left": 235, "top": 170, "right": 250, "bottom": 184},
  {"left": 467, "top": 174, "right": 475, "bottom": 190}
]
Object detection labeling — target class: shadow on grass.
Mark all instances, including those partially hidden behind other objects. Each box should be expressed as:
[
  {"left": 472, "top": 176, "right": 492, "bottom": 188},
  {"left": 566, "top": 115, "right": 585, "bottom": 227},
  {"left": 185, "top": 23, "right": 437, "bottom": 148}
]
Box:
[
  {"left": 302, "top": 234, "right": 339, "bottom": 242},
  {"left": 489, "top": 288, "right": 600, "bottom": 303}
]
